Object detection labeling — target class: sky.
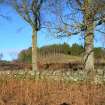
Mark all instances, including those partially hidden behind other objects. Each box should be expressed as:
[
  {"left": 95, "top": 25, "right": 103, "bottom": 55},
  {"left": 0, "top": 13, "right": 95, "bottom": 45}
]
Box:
[{"left": 0, "top": 4, "right": 104, "bottom": 61}]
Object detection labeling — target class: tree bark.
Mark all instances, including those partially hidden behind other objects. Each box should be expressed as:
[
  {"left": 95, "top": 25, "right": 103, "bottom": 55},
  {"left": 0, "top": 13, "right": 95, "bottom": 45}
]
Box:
[
  {"left": 83, "top": 0, "right": 94, "bottom": 73},
  {"left": 84, "top": 19, "right": 94, "bottom": 71},
  {"left": 32, "top": 28, "right": 37, "bottom": 72}
]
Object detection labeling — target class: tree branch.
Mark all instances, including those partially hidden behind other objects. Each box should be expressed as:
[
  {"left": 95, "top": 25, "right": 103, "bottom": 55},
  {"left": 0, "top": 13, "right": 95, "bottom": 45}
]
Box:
[{"left": 96, "top": 30, "right": 105, "bottom": 34}]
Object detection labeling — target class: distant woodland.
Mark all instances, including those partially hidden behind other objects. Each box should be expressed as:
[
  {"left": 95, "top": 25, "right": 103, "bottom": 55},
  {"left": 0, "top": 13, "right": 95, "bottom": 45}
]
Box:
[{"left": 17, "top": 43, "right": 105, "bottom": 64}]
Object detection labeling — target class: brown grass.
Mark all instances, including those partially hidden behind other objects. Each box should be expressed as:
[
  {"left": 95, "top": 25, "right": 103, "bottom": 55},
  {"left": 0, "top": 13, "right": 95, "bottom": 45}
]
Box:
[
  {"left": 38, "top": 54, "right": 81, "bottom": 64},
  {"left": 0, "top": 79, "right": 105, "bottom": 105}
]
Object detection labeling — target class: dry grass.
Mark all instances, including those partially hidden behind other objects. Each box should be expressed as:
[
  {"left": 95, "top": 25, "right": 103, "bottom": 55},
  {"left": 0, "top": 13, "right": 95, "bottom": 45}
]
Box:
[
  {"left": 38, "top": 54, "right": 81, "bottom": 64},
  {"left": 0, "top": 78, "right": 105, "bottom": 105}
]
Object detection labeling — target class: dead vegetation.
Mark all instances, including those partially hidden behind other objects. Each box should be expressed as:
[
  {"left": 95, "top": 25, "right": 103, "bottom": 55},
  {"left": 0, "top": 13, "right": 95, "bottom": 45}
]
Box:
[{"left": 0, "top": 79, "right": 105, "bottom": 105}]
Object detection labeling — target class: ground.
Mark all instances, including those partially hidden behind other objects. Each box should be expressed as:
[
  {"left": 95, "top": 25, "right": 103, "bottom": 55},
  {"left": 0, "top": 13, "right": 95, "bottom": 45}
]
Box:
[{"left": 0, "top": 78, "right": 105, "bottom": 105}]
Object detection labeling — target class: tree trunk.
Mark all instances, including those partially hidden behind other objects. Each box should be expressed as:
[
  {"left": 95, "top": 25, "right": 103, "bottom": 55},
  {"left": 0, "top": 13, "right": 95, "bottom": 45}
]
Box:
[
  {"left": 32, "top": 28, "right": 37, "bottom": 72},
  {"left": 83, "top": 0, "right": 94, "bottom": 75},
  {"left": 84, "top": 20, "right": 94, "bottom": 71}
]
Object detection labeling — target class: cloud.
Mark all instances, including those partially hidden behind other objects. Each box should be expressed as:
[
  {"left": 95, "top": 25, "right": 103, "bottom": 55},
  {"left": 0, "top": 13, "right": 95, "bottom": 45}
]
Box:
[{"left": 0, "top": 48, "right": 22, "bottom": 61}]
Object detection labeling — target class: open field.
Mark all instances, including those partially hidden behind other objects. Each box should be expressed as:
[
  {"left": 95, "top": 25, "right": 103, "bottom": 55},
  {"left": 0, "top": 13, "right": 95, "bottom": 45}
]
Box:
[
  {"left": 0, "top": 53, "right": 105, "bottom": 105},
  {"left": 38, "top": 54, "right": 81, "bottom": 64},
  {"left": 0, "top": 78, "right": 105, "bottom": 105},
  {"left": 0, "top": 54, "right": 105, "bottom": 71}
]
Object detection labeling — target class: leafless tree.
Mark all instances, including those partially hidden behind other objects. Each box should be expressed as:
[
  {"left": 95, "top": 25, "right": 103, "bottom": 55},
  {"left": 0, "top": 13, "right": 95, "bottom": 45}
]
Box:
[
  {"left": 7, "top": 0, "right": 44, "bottom": 72},
  {"left": 44, "top": 0, "right": 105, "bottom": 76}
]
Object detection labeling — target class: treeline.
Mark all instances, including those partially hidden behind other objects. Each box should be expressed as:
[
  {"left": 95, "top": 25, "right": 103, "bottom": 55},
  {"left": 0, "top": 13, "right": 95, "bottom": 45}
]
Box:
[{"left": 17, "top": 43, "right": 105, "bottom": 64}]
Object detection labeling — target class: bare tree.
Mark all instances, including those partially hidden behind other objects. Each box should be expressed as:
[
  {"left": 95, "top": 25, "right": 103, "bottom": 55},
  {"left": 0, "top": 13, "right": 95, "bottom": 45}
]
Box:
[
  {"left": 67, "top": 0, "right": 105, "bottom": 77},
  {"left": 45, "top": 0, "right": 105, "bottom": 74},
  {"left": 7, "top": 0, "right": 44, "bottom": 72}
]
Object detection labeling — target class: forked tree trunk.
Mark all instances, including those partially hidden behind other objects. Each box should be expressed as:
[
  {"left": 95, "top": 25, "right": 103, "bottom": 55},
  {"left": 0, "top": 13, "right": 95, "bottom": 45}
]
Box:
[
  {"left": 32, "top": 28, "right": 37, "bottom": 72},
  {"left": 83, "top": 0, "right": 94, "bottom": 76},
  {"left": 84, "top": 19, "right": 94, "bottom": 71}
]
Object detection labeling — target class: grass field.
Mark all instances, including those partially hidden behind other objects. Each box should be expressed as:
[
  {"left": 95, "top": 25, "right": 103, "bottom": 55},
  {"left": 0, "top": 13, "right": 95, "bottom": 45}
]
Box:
[
  {"left": 38, "top": 54, "right": 81, "bottom": 64},
  {"left": 0, "top": 54, "right": 105, "bottom": 71}
]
